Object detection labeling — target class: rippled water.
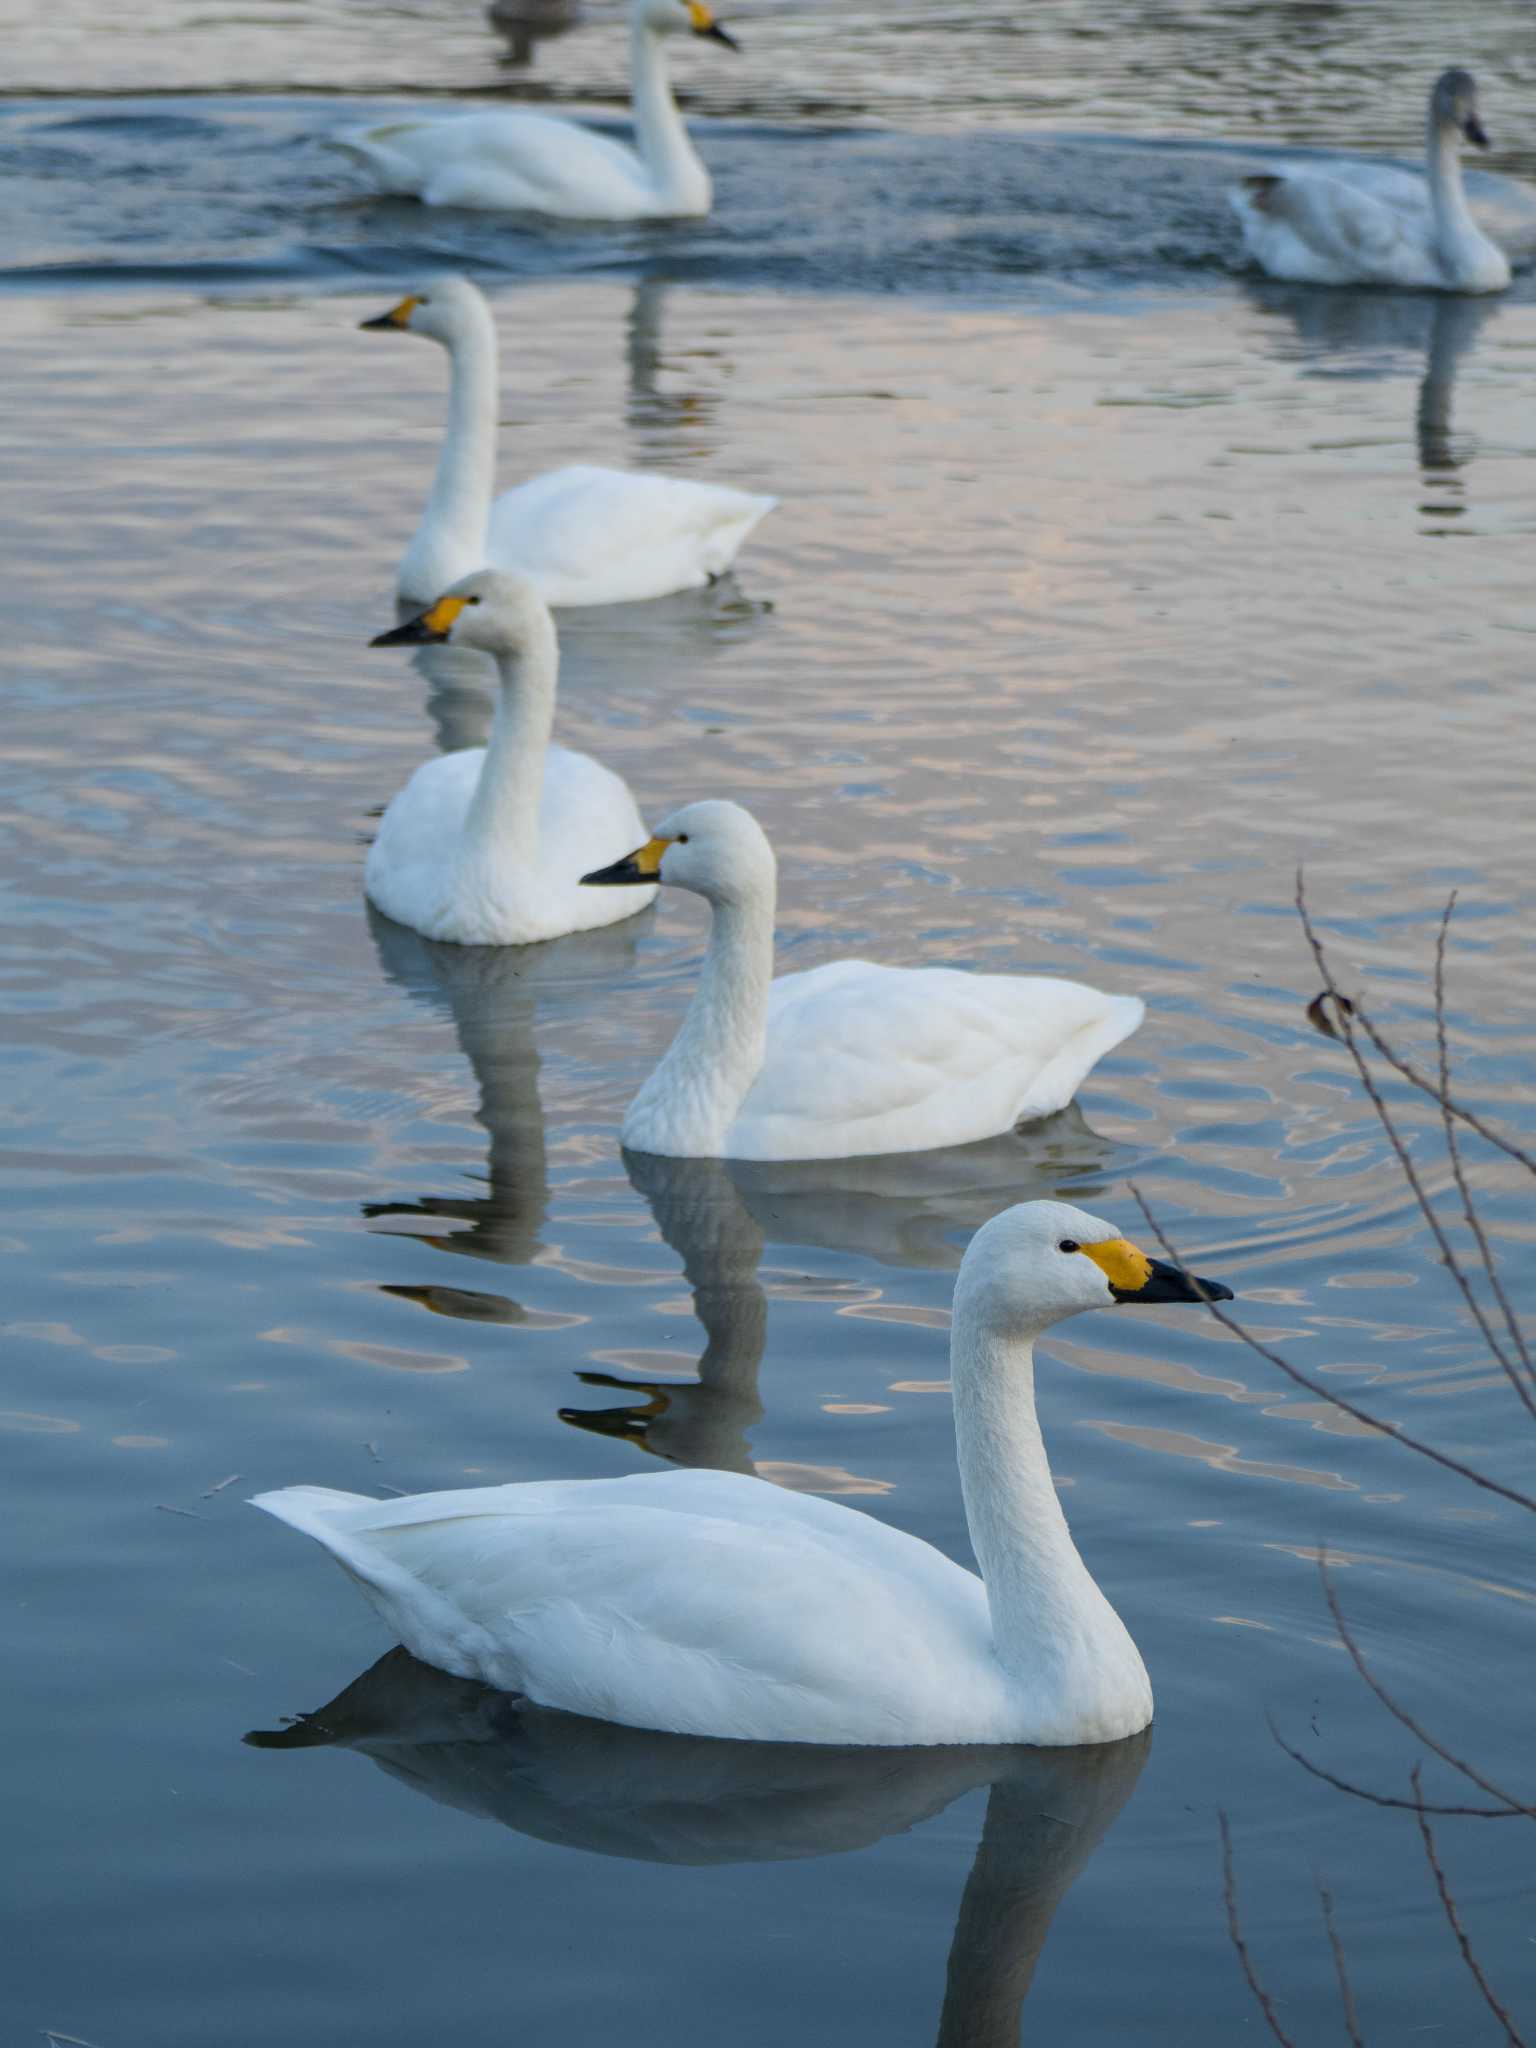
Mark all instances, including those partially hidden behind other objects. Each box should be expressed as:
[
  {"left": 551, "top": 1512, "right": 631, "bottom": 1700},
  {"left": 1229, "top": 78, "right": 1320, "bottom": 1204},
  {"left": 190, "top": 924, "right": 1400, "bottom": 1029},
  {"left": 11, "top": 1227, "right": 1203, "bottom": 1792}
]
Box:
[{"left": 5, "top": 4, "right": 1536, "bottom": 2044}]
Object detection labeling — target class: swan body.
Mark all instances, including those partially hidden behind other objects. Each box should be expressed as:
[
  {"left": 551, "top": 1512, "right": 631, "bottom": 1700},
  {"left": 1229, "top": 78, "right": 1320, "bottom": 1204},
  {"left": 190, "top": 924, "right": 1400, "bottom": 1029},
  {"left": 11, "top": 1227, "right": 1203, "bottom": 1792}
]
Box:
[
  {"left": 364, "top": 569, "right": 657, "bottom": 945},
  {"left": 1231, "top": 69, "right": 1512, "bottom": 293},
  {"left": 362, "top": 277, "right": 775, "bottom": 608},
  {"left": 253, "top": 1199, "right": 1233, "bottom": 1746},
  {"left": 333, "top": 0, "right": 735, "bottom": 218},
  {"left": 581, "top": 800, "right": 1144, "bottom": 1161}
]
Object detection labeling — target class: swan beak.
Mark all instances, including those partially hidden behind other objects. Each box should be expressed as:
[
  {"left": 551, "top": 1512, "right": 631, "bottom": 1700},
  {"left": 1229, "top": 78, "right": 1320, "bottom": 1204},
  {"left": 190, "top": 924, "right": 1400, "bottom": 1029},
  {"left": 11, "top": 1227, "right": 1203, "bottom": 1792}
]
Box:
[
  {"left": 360, "top": 295, "right": 421, "bottom": 331},
  {"left": 687, "top": 2, "right": 739, "bottom": 49},
  {"left": 1463, "top": 113, "right": 1490, "bottom": 149},
  {"left": 1079, "top": 1236, "right": 1234, "bottom": 1305},
  {"left": 370, "top": 594, "right": 469, "bottom": 646},
  {"left": 581, "top": 835, "right": 673, "bottom": 887}
]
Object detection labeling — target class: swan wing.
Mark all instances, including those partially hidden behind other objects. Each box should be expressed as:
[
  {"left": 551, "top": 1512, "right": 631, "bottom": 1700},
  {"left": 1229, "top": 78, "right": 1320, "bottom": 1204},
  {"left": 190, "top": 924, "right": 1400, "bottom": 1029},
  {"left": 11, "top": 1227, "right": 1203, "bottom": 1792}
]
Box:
[
  {"left": 724, "top": 963, "right": 1143, "bottom": 1161},
  {"left": 331, "top": 112, "right": 657, "bottom": 217},
  {"left": 253, "top": 1470, "right": 1001, "bottom": 1745},
  {"left": 1232, "top": 169, "right": 1438, "bottom": 285},
  {"left": 487, "top": 466, "right": 777, "bottom": 607}
]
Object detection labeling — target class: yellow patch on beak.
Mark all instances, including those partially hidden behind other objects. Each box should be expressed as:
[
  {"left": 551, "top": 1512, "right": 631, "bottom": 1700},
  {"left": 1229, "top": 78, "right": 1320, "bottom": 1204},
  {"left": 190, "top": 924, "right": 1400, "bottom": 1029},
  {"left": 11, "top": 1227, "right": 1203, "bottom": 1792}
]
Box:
[
  {"left": 383, "top": 295, "right": 420, "bottom": 327},
  {"left": 421, "top": 593, "right": 469, "bottom": 635},
  {"left": 1078, "top": 1237, "right": 1154, "bottom": 1294},
  {"left": 629, "top": 834, "right": 675, "bottom": 878},
  {"left": 686, "top": 1, "right": 716, "bottom": 27}
]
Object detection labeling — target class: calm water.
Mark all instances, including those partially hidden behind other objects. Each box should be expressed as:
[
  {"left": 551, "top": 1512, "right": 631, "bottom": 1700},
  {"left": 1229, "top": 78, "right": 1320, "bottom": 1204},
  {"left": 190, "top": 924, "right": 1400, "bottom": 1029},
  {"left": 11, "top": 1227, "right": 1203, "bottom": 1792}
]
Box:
[{"left": 5, "top": 4, "right": 1536, "bottom": 2043}]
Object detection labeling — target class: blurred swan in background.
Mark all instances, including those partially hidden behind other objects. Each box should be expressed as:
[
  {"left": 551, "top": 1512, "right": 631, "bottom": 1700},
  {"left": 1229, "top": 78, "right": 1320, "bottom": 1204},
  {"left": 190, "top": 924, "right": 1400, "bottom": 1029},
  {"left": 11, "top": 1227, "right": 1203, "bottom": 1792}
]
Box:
[
  {"left": 333, "top": 0, "right": 738, "bottom": 218},
  {"left": 1231, "top": 69, "right": 1512, "bottom": 292},
  {"left": 582, "top": 800, "right": 1144, "bottom": 1162},
  {"left": 365, "top": 570, "right": 656, "bottom": 945},
  {"left": 361, "top": 278, "right": 775, "bottom": 608},
  {"left": 249, "top": 1646, "right": 1148, "bottom": 2041},
  {"left": 252, "top": 1200, "right": 1232, "bottom": 1746}
]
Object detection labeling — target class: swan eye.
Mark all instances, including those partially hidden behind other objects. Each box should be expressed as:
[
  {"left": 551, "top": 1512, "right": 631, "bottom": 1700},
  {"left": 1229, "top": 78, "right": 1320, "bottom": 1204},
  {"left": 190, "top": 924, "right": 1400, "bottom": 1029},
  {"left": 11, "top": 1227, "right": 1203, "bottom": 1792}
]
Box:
[
  {"left": 676, "top": 832, "right": 690, "bottom": 843},
  {"left": 1058, "top": 1238, "right": 1081, "bottom": 1254},
  {"left": 466, "top": 596, "right": 481, "bottom": 605}
]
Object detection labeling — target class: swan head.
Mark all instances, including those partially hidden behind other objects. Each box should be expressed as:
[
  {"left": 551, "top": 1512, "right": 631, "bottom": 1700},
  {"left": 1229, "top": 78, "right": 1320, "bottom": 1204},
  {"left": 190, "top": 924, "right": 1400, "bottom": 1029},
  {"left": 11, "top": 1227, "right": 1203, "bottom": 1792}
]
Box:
[
  {"left": 359, "top": 276, "right": 489, "bottom": 346},
  {"left": 955, "top": 1200, "right": 1233, "bottom": 1340},
  {"left": 370, "top": 568, "right": 553, "bottom": 655},
  {"left": 638, "top": 0, "right": 739, "bottom": 49},
  {"left": 581, "top": 798, "right": 772, "bottom": 907},
  {"left": 1432, "top": 68, "right": 1490, "bottom": 150}
]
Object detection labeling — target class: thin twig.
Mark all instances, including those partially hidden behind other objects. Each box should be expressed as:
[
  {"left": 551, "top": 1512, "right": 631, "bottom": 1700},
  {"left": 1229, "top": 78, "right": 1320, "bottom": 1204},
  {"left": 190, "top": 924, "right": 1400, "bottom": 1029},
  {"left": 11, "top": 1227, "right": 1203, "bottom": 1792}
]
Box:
[
  {"left": 1219, "top": 1812, "right": 1298, "bottom": 2048},
  {"left": 1268, "top": 1717, "right": 1519, "bottom": 1819},
  {"left": 1317, "top": 1878, "right": 1366, "bottom": 2047},
  {"left": 1411, "top": 1766, "right": 1528, "bottom": 2047},
  {"left": 155, "top": 1503, "right": 203, "bottom": 1521},
  {"left": 1296, "top": 874, "right": 1528, "bottom": 1411},
  {"left": 1431, "top": 897, "right": 1536, "bottom": 1406},
  {"left": 200, "top": 1473, "right": 241, "bottom": 1499},
  {"left": 1318, "top": 1566, "right": 1536, "bottom": 1819},
  {"left": 1130, "top": 1190, "right": 1536, "bottom": 1516}
]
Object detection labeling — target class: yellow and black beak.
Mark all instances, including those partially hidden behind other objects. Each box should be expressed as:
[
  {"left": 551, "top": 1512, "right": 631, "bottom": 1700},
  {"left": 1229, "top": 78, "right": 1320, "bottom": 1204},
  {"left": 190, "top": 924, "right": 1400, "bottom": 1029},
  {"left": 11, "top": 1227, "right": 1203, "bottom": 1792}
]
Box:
[
  {"left": 370, "top": 593, "right": 469, "bottom": 647},
  {"left": 687, "top": 1, "right": 739, "bottom": 49},
  {"left": 1463, "top": 113, "right": 1491, "bottom": 149},
  {"left": 581, "top": 835, "right": 672, "bottom": 888},
  {"left": 1076, "top": 1236, "right": 1233, "bottom": 1305},
  {"left": 360, "top": 294, "right": 420, "bottom": 332}
]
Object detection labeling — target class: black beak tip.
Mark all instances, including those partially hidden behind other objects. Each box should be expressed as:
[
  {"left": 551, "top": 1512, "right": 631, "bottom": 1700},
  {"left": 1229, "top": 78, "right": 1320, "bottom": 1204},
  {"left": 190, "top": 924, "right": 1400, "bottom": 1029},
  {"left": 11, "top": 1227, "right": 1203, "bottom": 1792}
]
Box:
[
  {"left": 1465, "top": 117, "right": 1490, "bottom": 149},
  {"left": 1201, "top": 1279, "right": 1236, "bottom": 1303},
  {"left": 701, "top": 21, "right": 739, "bottom": 49},
  {"left": 359, "top": 313, "right": 394, "bottom": 331}
]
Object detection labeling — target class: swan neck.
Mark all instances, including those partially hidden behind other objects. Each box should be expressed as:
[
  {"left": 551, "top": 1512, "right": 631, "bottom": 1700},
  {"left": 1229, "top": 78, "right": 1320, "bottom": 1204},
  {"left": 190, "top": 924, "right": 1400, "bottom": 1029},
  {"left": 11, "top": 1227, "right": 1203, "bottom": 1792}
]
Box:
[
  {"left": 629, "top": 18, "right": 709, "bottom": 208},
  {"left": 625, "top": 883, "right": 774, "bottom": 1155},
  {"left": 413, "top": 313, "right": 498, "bottom": 593},
  {"left": 1425, "top": 114, "right": 1472, "bottom": 242},
  {"left": 461, "top": 629, "right": 557, "bottom": 871}
]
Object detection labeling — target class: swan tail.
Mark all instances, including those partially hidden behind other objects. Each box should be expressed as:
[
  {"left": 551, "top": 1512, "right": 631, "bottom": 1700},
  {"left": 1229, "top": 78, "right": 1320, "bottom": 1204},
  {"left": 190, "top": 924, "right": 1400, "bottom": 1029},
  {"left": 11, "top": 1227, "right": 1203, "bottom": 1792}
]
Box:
[
  {"left": 1239, "top": 173, "right": 1283, "bottom": 216},
  {"left": 701, "top": 492, "right": 778, "bottom": 576},
  {"left": 328, "top": 122, "right": 431, "bottom": 192},
  {"left": 1012, "top": 994, "right": 1145, "bottom": 1126}
]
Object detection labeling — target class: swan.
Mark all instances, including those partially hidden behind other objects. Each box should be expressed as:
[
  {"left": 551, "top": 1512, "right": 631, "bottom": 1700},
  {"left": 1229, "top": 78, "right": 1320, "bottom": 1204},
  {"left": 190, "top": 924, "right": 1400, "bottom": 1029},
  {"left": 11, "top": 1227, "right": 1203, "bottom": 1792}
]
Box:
[
  {"left": 580, "top": 799, "right": 1145, "bottom": 1161},
  {"left": 364, "top": 568, "right": 658, "bottom": 945},
  {"left": 1230, "top": 69, "right": 1512, "bottom": 293},
  {"left": 252, "top": 1198, "right": 1233, "bottom": 1746},
  {"left": 332, "top": 0, "right": 737, "bottom": 218},
  {"left": 360, "top": 277, "right": 776, "bottom": 608}
]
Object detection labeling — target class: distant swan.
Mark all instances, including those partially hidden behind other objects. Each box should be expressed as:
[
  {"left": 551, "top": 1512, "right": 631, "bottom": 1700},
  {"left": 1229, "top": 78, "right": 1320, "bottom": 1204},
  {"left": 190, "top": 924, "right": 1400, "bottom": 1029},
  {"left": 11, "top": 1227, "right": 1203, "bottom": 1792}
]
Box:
[
  {"left": 333, "top": 0, "right": 737, "bottom": 218},
  {"left": 361, "top": 277, "right": 775, "bottom": 608},
  {"left": 1231, "top": 69, "right": 1512, "bottom": 293},
  {"left": 365, "top": 569, "right": 657, "bottom": 945},
  {"left": 252, "top": 1199, "right": 1233, "bottom": 1746},
  {"left": 581, "top": 799, "right": 1144, "bottom": 1161}
]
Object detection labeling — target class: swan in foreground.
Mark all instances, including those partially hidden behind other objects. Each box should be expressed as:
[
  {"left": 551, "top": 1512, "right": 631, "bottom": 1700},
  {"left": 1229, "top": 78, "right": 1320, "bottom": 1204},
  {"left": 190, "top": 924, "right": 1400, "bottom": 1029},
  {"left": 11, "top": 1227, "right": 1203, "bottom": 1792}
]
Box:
[
  {"left": 253, "top": 1199, "right": 1233, "bottom": 1745},
  {"left": 1231, "top": 69, "right": 1512, "bottom": 293},
  {"left": 581, "top": 800, "right": 1144, "bottom": 1160},
  {"left": 365, "top": 569, "right": 657, "bottom": 944},
  {"left": 333, "top": 0, "right": 737, "bottom": 218},
  {"left": 362, "top": 278, "right": 775, "bottom": 608}
]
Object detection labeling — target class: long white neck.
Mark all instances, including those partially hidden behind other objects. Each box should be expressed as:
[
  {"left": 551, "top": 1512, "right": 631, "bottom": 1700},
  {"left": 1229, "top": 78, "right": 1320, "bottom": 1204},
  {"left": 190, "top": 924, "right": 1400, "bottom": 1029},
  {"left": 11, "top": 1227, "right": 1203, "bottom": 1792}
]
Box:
[
  {"left": 459, "top": 622, "right": 558, "bottom": 878},
  {"left": 1426, "top": 115, "right": 1473, "bottom": 246},
  {"left": 629, "top": 17, "right": 711, "bottom": 213},
  {"left": 621, "top": 885, "right": 774, "bottom": 1157},
  {"left": 399, "top": 309, "right": 499, "bottom": 602},
  {"left": 948, "top": 1287, "right": 1150, "bottom": 1743}
]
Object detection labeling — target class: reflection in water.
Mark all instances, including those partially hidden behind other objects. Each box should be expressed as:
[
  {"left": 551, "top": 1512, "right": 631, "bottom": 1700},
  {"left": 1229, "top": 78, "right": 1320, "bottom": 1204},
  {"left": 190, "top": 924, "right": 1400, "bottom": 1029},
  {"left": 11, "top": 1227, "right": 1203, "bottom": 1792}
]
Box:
[
  {"left": 561, "top": 1113, "right": 1119, "bottom": 1470},
  {"left": 485, "top": 0, "right": 581, "bottom": 68},
  {"left": 249, "top": 1648, "right": 1147, "bottom": 2041},
  {"left": 1245, "top": 281, "right": 1498, "bottom": 522},
  {"left": 362, "top": 907, "right": 643, "bottom": 1306},
  {"left": 626, "top": 273, "right": 721, "bottom": 440}
]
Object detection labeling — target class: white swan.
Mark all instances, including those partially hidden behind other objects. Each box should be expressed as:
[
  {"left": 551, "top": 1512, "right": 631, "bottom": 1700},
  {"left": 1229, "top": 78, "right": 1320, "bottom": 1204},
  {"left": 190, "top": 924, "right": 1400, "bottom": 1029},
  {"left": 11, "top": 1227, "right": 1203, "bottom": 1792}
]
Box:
[
  {"left": 580, "top": 800, "right": 1145, "bottom": 1161},
  {"left": 253, "top": 1199, "right": 1232, "bottom": 1745},
  {"left": 364, "top": 569, "right": 657, "bottom": 945},
  {"left": 333, "top": 0, "right": 736, "bottom": 218},
  {"left": 361, "top": 277, "right": 775, "bottom": 608},
  {"left": 1230, "top": 68, "right": 1512, "bottom": 293}
]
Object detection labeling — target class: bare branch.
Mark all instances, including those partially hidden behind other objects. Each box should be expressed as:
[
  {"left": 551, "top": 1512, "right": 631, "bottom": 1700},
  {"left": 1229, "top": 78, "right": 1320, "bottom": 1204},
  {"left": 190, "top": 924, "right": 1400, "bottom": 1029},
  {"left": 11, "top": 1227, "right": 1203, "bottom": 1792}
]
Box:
[
  {"left": 1219, "top": 1812, "right": 1298, "bottom": 2048},
  {"left": 1296, "top": 874, "right": 1533, "bottom": 1417},
  {"left": 1129, "top": 1189, "right": 1536, "bottom": 1516},
  {"left": 1431, "top": 896, "right": 1536, "bottom": 1406},
  {"left": 1267, "top": 1715, "right": 1520, "bottom": 1819},
  {"left": 1317, "top": 1877, "right": 1366, "bottom": 2048},
  {"left": 1411, "top": 1765, "right": 1528, "bottom": 2048}
]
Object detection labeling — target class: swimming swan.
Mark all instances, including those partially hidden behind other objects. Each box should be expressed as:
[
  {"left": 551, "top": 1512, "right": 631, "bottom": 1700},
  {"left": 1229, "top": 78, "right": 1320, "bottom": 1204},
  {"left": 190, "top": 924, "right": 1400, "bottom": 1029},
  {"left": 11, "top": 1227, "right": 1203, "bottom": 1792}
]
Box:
[
  {"left": 253, "top": 1199, "right": 1232, "bottom": 1745},
  {"left": 1231, "top": 69, "right": 1512, "bottom": 293},
  {"left": 333, "top": 0, "right": 737, "bottom": 218},
  {"left": 364, "top": 569, "right": 657, "bottom": 945},
  {"left": 362, "top": 278, "right": 776, "bottom": 608},
  {"left": 580, "top": 799, "right": 1145, "bottom": 1160}
]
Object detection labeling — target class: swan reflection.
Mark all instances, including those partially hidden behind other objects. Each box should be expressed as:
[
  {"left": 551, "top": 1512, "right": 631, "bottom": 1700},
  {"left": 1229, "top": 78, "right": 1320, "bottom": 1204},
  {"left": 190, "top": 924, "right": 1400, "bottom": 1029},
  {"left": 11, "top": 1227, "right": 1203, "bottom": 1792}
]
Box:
[{"left": 248, "top": 1647, "right": 1147, "bottom": 2040}]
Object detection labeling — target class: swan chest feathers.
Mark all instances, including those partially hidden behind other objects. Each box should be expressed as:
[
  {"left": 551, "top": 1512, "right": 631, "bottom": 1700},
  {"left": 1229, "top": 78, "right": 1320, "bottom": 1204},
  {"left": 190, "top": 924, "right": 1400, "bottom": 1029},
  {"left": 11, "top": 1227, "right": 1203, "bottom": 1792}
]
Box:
[
  {"left": 253, "top": 1471, "right": 1136, "bottom": 1747},
  {"left": 366, "top": 741, "right": 655, "bottom": 946}
]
